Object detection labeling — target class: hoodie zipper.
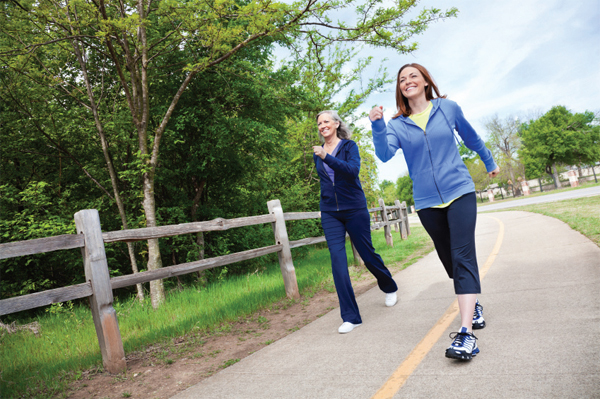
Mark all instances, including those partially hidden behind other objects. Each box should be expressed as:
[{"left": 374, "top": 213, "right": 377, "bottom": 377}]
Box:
[
  {"left": 322, "top": 143, "right": 341, "bottom": 211},
  {"left": 333, "top": 182, "right": 340, "bottom": 211},
  {"left": 423, "top": 129, "right": 444, "bottom": 203}
]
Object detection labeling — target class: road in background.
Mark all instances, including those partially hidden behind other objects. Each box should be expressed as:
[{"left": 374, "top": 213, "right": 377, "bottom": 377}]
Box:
[{"left": 408, "top": 185, "right": 600, "bottom": 225}]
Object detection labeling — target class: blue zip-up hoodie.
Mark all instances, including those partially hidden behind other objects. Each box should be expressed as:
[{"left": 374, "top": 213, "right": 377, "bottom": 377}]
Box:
[
  {"left": 371, "top": 98, "right": 497, "bottom": 210},
  {"left": 313, "top": 139, "right": 368, "bottom": 211}
]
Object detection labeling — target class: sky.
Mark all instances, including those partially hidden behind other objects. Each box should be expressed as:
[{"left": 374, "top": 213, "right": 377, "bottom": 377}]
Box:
[{"left": 347, "top": 0, "right": 600, "bottom": 183}]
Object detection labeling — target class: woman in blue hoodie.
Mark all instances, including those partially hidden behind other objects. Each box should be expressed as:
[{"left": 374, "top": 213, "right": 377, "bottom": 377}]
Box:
[
  {"left": 313, "top": 110, "right": 398, "bottom": 334},
  {"left": 369, "top": 63, "right": 499, "bottom": 360}
]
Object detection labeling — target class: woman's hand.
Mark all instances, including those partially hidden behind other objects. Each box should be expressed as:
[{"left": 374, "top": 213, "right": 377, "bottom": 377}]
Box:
[
  {"left": 488, "top": 167, "right": 500, "bottom": 178},
  {"left": 369, "top": 106, "right": 384, "bottom": 122},
  {"left": 313, "top": 146, "right": 327, "bottom": 160}
]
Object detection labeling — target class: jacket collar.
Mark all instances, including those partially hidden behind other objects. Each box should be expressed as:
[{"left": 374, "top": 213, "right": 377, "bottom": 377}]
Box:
[
  {"left": 320, "top": 138, "right": 348, "bottom": 152},
  {"left": 395, "top": 98, "right": 442, "bottom": 122}
]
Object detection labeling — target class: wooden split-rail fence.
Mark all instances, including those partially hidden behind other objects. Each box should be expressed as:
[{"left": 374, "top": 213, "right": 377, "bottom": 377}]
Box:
[{"left": 0, "top": 199, "right": 410, "bottom": 373}]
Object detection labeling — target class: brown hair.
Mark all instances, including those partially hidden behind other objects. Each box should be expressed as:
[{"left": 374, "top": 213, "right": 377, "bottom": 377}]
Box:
[{"left": 394, "top": 63, "right": 446, "bottom": 118}]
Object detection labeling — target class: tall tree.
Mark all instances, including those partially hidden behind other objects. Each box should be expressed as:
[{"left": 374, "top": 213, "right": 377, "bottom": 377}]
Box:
[
  {"left": 484, "top": 115, "right": 525, "bottom": 196},
  {"left": 1, "top": 0, "right": 456, "bottom": 306},
  {"left": 519, "top": 106, "right": 600, "bottom": 187}
]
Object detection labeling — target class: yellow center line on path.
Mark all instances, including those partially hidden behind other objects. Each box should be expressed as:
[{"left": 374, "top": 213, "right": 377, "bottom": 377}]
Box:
[{"left": 371, "top": 216, "right": 504, "bottom": 399}]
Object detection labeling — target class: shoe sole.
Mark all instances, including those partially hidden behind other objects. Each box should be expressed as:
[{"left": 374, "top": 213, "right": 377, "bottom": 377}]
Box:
[
  {"left": 472, "top": 321, "right": 486, "bottom": 330},
  {"left": 445, "top": 347, "right": 479, "bottom": 360},
  {"left": 338, "top": 323, "right": 362, "bottom": 334}
]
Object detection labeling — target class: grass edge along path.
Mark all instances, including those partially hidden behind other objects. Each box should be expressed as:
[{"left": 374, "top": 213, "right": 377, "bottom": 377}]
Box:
[
  {"left": 484, "top": 194, "right": 600, "bottom": 247},
  {"left": 0, "top": 226, "right": 434, "bottom": 399}
]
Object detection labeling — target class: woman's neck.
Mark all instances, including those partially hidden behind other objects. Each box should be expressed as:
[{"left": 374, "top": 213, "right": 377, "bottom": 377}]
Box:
[
  {"left": 408, "top": 96, "right": 430, "bottom": 115},
  {"left": 324, "top": 136, "right": 340, "bottom": 147}
]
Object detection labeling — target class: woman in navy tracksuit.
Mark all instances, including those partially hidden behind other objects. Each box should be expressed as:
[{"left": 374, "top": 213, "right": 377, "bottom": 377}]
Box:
[
  {"left": 369, "top": 63, "right": 499, "bottom": 360},
  {"left": 313, "top": 110, "right": 398, "bottom": 334}
]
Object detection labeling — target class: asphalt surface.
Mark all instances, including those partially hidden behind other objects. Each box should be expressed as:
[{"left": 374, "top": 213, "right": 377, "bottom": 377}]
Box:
[
  {"left": 172, "top": 209, "right": 600, "bottom": 399},
  {"left": 476, "top": 185, "right": 600, "bottom": 212}
]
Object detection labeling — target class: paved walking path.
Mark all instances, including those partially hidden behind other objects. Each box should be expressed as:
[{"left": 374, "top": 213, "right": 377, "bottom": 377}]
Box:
[{"left": 172, "top": 211, "right": 600, "bottom": 399}]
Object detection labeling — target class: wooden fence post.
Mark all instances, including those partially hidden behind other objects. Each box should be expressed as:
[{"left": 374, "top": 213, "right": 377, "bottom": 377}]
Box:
[
  {"left": 402, "top": 201, "right": 411, "bottom": 236},
  {"left": 266, "top": 200, "right": 300, "bottom": 299},
  {"left": 393, "top": 200, "right": 406, "bottom": 239},
  {"left": 350, "top": 239, "right": 364, "bottom": 267},
  {"left": 378, "top": 199, "right": 393, "bottom": 247},
  {"left": 398, "top": 200, "right": 409, "bottom": 239},
  {"left": 74, "top": 209, "right": 126, "bottom": 374},
  {"left": 393, "top": 205, "right": 400, "bottom": 233}
]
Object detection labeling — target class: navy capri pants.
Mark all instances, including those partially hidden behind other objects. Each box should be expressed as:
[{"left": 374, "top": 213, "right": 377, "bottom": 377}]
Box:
[
  {"left": 417, "top": 192, "right": 481, "bottom": 295},
  {"left": 321, "top": 208, "right": 398, "bottom": 324}
]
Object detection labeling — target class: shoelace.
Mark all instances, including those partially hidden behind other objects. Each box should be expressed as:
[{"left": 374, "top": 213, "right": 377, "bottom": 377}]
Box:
[
  {"left": 473, "top": 302, "right": 484, "bottom": 318},
  {"left": 449, "top": 331, "right": 478, "bottom": 347}
]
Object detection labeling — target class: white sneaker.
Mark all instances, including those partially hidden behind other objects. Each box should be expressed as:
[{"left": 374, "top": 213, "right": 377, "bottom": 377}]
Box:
[
  {"left": 385, "top": 292, "right": 398, "bottom": 307},
  {"left": 338, "top": 322, "right": 361, "bottom": 334}
]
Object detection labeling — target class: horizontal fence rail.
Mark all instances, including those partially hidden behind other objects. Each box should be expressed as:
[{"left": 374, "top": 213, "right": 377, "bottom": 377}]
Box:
[
  {"left": 283, "top": 212, "right": 321, "bottom": 221},
  {"left": 109, "top": 245, "right": 283, "bottom": 290},
  {"left": 289, "top": 236, "right": 328, "bottom": 249},
  {"left": 0, "top": 198, "right": 410, "bottom": 373},
  {"left": 0, "top": 282, "right": 93, "bottom": 316},
  {"left": 0, "top": 234, "right": 84, "bottom": 260},
  {"left": 102, "top": 214, "right": 276, "bottom": 243}
]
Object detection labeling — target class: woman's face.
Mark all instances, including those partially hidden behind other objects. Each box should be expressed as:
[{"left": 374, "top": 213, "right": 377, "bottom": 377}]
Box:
[
  {"left": 317, "top": 113, "right": 339, "bottom": 140},
  {"left": 399, "top": 67, "right": 428, "bottom": 101}
]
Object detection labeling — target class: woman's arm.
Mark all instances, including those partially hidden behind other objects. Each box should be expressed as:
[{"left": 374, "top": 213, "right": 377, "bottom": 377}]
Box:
[
  {"left": 369, "top": 106, "right": 401, "bottom": 162},
  {"left": 454, "top": 104, "right": 498, "bottom": 173},
  {"left": 321, "top": 141, "right": 361, "bottom": 178}
]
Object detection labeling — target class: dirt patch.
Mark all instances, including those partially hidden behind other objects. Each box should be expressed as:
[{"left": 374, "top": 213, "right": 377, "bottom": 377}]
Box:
[{"left": 64, "top": 250, "right": 431, "bottom": 399}]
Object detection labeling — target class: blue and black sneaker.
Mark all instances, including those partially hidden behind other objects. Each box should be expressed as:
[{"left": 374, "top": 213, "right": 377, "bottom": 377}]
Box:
[
  {"left": 445, "top": 327, "right": 479, "bottom": 360},
  {"left": 472, "top": 299, "right": 486, "bottom": 330}
]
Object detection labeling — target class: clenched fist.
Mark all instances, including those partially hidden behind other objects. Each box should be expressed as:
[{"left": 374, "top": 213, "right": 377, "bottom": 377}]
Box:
[{"left": 369, "top": 106, "right": 384, "bottom": 122}]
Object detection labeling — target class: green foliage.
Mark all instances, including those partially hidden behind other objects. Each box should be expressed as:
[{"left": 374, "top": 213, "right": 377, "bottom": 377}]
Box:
[
  {"left": 379, "top": 180, "right": 396, "bottom": 205},
  {"left": 0, "top": 0, "right": 457, "bottom": 298},
  {"left": 519, "top": 106, "right": 600, "bottom": 179},
  {"left": 458, "top": 144, "right": 477, "bottom": 161},
  {"left": 464, "top": 157, "right": 490, "bottom": 192},
  {"left": 395, "top": 175, "right": 414, "bottom": 207}
]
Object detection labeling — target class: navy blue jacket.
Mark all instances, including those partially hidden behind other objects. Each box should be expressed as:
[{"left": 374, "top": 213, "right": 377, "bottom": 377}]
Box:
[{"left": 313, "top": 139, "right": 368, "bottom": 211}]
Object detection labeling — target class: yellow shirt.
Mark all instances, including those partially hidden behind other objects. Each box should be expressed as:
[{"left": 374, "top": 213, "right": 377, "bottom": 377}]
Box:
[
  {"left": 408, "top": 101, "right": 432, "bottom": 132},
  {"left": 409, "top": 101, "right": 458, "bottom": 210}
]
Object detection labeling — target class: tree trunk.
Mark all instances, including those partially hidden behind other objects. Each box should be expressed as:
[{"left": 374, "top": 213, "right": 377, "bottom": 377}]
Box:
[
  {"left": 69, "top": 25, "right": 145, "bottom": 301},
  {"left": 142, "top": 170, "right": 166, "bottom": 308},
  {"left": 508, "top": 170, "right": 522, "bottom": 196},
  {"left": 552, "top": 163, "right": 560, "bottom": 188}
]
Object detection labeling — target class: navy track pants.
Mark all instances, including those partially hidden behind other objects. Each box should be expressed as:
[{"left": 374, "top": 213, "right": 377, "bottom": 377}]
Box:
[
  {"left": 417, "top": 192, "right": 481, "bottom": 295},
  {"left": 321, "top": 208, "right": 398, "bottom": 324}
]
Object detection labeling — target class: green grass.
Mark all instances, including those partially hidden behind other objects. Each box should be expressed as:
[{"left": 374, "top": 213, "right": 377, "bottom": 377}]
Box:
[
  {"left": 484, "top": 195, "right": 600, "bottom": 247},
  {"left": 0, "top": 225, "right": 433, "bottom": 398}
]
